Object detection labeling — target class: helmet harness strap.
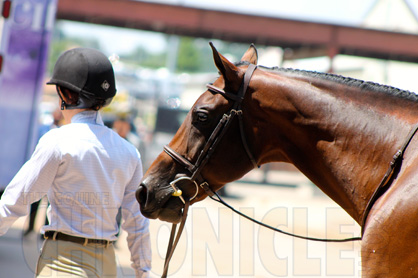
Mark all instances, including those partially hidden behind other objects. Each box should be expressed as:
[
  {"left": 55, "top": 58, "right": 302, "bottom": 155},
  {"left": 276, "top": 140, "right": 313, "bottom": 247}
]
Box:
[
  {"left": 56, "top": 86, "right": 68, "bottom": 110},
  {"left": 56, "top": 85, "right": 103, "bottom": 110}
]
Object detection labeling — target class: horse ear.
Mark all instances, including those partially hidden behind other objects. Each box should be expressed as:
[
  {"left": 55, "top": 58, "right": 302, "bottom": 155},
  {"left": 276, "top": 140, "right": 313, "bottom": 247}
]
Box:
[
  {"left": 241, "top": 44, "right": 258, "bottom": 65},
  {"left": 210, "top": 42, "right": 239, "bottom": 83}
]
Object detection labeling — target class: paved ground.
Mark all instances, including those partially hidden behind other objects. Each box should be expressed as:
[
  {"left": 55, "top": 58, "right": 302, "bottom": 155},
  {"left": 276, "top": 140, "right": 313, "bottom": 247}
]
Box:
[{"left": 0, "top": 169, "right": 362, "bottom": 277}]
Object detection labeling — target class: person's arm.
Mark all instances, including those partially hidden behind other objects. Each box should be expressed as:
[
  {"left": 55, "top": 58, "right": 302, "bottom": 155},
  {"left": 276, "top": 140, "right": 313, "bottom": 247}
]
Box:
[
  {"left": 0, "top": 133, "right": 59, "bottom": 235},
  {"left": 121, "top": 153, "right": 151, "bottom": 278}
]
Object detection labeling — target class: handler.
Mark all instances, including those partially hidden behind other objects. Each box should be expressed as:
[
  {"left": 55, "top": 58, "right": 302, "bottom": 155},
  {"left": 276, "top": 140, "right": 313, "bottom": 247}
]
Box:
[{"left": 0, "top": 48, "right": 151, "bottom": 277}]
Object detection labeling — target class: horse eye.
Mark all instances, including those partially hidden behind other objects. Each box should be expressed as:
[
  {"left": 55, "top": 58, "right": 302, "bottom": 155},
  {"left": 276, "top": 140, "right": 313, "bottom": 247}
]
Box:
[{"left": 196, "top": 112, "right": 208, "bottom": 122}]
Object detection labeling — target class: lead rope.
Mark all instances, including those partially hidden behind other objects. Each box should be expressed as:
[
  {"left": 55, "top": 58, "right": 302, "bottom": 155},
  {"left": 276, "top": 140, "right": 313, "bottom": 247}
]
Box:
[
  {"left": 161, "top": 191, "right": 359, "bottom": 278},
  {"left": 208, "top": 190, "right": 362, "bottom": 242},
  {"left": 162, "top": 200, "right": 190, "bottom": 278},
  {"left": 162, "top": 186, "right": 360, "bottom": 278}
]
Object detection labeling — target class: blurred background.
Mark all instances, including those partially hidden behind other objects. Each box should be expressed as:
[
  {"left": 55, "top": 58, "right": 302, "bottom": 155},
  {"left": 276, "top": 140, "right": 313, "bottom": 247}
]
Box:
[
  {"left": 1, "top": 0, "right": 418, "bottom": 277},
  {"left": 3, "top": 0, "right": 418, "bottom": 178},
  {"left": 47, "top": 0, "right": 418, "bottom": 170}
]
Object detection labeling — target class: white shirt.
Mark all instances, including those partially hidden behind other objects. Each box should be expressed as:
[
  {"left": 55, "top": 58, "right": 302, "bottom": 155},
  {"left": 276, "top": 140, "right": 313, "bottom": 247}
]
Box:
[{"left": 0, "top": 111, "right": 151, "bottom": 276}]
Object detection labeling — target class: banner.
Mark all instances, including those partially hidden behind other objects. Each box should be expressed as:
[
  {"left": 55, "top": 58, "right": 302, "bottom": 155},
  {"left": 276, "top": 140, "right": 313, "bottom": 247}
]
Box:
[{"left": 0, "top": 0, "right": 57, "bottom": 189}]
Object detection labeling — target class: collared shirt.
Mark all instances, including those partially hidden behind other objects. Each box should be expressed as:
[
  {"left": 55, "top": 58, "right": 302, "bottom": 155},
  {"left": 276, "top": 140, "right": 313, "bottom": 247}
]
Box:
[{"left": 0, "top": 111, "right": 151, "bottom": 275}]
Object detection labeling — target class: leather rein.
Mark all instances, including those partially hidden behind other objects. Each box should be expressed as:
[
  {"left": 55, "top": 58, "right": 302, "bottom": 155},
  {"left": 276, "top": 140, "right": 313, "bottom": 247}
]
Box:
[{"left": 160, "top": 63, "right": 418, "bottom": 277}]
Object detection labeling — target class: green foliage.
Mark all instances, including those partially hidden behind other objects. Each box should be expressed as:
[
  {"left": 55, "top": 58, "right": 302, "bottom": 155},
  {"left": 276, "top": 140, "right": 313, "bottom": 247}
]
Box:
[
  {"left": 176, "top": 37, "right": 200, "bottom": 73},
  {"left": 119, "top": 46, "right": 167, "bottom": 69},
  {"left": 175, "top": 38, "right": 253, "bottom": 73}
]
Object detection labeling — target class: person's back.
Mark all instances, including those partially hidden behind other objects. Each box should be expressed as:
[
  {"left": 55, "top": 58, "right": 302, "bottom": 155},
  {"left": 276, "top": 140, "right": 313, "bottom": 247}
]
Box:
[{"left": 42, "top": 111, "right": 142, "bottom": 240}]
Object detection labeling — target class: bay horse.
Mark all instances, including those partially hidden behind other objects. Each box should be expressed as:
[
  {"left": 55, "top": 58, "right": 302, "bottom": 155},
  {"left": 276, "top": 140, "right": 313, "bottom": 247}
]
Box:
[{"left": 136, "top": 43, "right": 418, "bottom": 277}]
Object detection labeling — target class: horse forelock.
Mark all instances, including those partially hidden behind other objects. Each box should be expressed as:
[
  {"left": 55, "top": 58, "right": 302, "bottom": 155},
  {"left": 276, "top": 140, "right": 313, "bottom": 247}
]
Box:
[{"left": 256, "top": 65, "right": 418, "bottom": 102}]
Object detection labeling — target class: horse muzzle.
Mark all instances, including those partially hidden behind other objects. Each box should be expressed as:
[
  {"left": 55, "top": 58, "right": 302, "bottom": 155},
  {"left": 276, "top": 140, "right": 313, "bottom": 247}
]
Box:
[{"left": 136, "top": 179, "right": 184, "bottom": 223}]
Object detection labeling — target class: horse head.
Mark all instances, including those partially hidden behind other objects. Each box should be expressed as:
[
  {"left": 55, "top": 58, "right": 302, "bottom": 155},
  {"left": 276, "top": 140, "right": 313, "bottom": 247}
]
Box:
[
  {"left": 136, "top": 43, "right": 260, "bottom": 223},
  {"left": 135, "top": 41, "right": 418, "bottom": 276}
]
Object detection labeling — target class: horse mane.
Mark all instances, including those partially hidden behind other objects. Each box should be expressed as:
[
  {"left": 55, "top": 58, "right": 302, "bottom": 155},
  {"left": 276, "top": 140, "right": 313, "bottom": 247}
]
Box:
[{"left": 235, "top": 61, "right": 418, "bottom": 102}]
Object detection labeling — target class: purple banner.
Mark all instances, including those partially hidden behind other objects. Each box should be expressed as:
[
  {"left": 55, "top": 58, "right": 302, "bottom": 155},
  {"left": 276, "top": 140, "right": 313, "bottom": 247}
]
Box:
[{"left": 0, "top": 0, "right": 57, "bottom": 188}]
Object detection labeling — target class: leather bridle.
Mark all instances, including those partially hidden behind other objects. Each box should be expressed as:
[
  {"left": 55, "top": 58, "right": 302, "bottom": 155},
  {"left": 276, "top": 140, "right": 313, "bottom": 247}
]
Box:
[
  {"left": 160, "top": 64, "right": 257, "bottom": 278},
  {"left": 163, "top": 64, "right": 259, "bottom": 202}
]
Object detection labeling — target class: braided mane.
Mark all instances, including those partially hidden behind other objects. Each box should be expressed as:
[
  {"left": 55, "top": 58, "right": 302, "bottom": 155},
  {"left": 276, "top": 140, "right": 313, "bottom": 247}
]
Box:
[{"left": 236, "top": 61, "right": 418, "bottom": 102}]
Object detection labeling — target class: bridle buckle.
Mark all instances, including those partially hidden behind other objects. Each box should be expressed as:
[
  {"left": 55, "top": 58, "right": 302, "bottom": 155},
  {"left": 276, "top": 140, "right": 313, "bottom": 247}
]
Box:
[{"left": 199, "top": 182, "right": 215, "bottom": 197}]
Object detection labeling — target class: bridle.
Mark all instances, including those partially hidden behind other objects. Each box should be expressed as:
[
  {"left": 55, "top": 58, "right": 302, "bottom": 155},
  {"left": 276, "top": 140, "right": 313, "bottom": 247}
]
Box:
[
  {"left": 159, "top": 63, "right": 418, "bottom": 277},
  {"left": 163, "top": 63, "right": 259, "bottom": 203},
  {"left": 160, "top": 64, "right": 258, "bottom": 278}
]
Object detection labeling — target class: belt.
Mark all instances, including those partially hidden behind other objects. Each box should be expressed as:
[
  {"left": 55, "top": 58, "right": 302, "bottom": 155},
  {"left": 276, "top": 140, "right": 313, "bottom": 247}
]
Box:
[{"left": 44, "top": 231, "right": 113, "bottom": 247}]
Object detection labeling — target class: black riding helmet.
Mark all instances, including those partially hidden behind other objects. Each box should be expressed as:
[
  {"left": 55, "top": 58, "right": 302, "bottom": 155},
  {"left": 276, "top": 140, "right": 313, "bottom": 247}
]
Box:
[{"left": 47, "top": 48, "right": 116, "bottom": 110}]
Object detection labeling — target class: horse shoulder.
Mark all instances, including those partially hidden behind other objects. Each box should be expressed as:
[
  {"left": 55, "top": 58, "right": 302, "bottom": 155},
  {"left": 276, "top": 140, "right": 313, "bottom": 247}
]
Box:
[{"left": 362, "top": 151, "right": 418, "bottom": 277}]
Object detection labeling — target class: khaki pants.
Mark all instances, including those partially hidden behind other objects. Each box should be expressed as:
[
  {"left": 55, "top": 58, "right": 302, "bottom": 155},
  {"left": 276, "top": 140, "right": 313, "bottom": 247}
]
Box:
[{"left": 36, "top": 239, "right": 117, "bottom": 278}]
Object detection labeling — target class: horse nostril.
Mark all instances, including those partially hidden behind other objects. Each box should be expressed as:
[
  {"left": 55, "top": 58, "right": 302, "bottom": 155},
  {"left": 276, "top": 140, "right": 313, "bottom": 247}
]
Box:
[{"left": 136, "top": 184, "right": 148, "bottom": 205}]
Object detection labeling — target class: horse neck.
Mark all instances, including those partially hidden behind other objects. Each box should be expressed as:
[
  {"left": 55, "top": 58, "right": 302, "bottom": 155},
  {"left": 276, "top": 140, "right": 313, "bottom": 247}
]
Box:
[{"left": 249, "top": 70, "right": 418, "bottom": 223}]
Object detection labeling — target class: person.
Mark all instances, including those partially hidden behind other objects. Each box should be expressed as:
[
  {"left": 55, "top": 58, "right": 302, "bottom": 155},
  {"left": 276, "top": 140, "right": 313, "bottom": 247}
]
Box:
[
  {"left": 0, "top": 48, "right": 151, "bottom": 277},
  {"left": 112, "top": 117, "right": 140, "bottom": 148},
  {"left": 23, "top": 108, "right": 63, "bottom": 238}
]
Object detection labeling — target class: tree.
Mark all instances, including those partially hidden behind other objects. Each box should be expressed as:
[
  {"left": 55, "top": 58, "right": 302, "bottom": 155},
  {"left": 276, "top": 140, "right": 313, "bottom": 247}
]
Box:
[
  {"left": 120, "top": 46, "right": 167, "bottom": 69},
  {"left": 176, "top": 37, "right": 200, "bottom": 73}
]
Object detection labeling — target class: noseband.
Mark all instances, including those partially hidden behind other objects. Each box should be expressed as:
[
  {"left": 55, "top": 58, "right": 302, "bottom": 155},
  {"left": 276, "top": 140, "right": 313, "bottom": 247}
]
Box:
[{"left": 163, "top": 64, "right": 258, "bottom": 202}]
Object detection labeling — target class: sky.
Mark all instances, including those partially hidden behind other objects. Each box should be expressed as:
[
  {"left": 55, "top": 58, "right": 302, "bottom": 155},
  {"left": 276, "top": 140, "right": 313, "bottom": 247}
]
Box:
[{"left": 59, "top": 0, "right": 389, "bottom": 56}]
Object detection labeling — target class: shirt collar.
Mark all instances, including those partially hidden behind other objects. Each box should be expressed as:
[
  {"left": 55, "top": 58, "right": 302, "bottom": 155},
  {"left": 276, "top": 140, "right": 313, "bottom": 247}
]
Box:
[{"left": 71, "top": 111, "right": 104, "bottom": 125}]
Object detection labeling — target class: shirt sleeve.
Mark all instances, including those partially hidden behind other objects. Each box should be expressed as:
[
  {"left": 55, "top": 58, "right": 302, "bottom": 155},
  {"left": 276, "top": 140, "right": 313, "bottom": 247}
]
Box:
[
  {"left": 0, "top": 132, "right": 60, "bottom": 235},
  {"left": 121, "top": 151, "right": 152, "bottom": 278}
]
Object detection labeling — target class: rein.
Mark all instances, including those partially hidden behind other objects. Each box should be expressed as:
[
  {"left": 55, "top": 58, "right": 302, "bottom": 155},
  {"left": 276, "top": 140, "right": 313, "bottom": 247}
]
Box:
[
  {"left": 160, "top": 63, "right": 418, "bottom": 276},
  {"left": 161, "top": 200, "right": 190, "bottom": 278},
  {"left": 361, "top": 123, "right": 418, "bottom": 235}
]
